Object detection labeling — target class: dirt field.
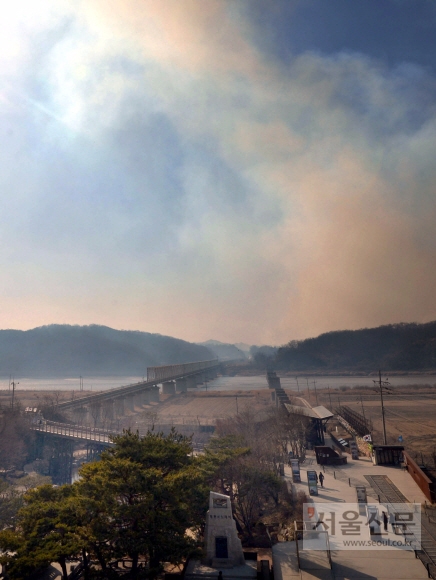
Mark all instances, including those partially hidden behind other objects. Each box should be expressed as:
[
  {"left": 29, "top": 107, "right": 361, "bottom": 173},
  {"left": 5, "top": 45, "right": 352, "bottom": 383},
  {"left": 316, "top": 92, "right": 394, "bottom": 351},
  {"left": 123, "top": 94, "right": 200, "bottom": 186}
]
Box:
[{"left": 316, "top": 385, "right": 436, "bottom": 464}]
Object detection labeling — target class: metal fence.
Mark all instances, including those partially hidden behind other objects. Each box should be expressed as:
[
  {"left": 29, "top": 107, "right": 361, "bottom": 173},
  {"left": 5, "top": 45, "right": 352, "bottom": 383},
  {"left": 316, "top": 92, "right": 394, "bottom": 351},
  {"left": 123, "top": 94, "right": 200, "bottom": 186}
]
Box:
[
  {"left": 31, "top": 420, "right": 116, "bottom": 444},
  {"left": 147, "top": 360, "right": 219, "bottom": 382}
]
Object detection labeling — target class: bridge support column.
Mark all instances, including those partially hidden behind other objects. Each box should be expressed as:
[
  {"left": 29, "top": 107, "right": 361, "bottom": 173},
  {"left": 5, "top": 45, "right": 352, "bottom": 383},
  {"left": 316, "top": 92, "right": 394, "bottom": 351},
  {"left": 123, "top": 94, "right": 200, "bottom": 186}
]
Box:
[
  {"left": 115, "top": 397, "right": 125, "bottom": 417},
  {"left": 196, "top": 373, "right": 205, "bottom": 386},
  {"left": 149, "top": 386, "right": 160, "bottom": 402},
  {"left": 162, "top": 381, "right": 176, "bottom": 395},
  {"left": 88, "top": 402, "right": 102, "bottom": 427},
  {"left": 48, "top": 438, "right": 74, "bottom": 485},
  {"left": 186, "top": 376, "right": 197, "bottom": 389},
  {"left": 141, "top": 390, "right": 151, "bottom": 405},
  {"left": 72, "top": 406, "right": 87, "bottom": 426},
  {"left": 102, "top": 400, "right": 114, "bottom": 424},
  {"left": 134, "top": 393, "right": 143, "bottom": 408},
  {"left": 176, "top": 378, "right": 187, "bottom": 393},
  {"left": 126, "top": 394, "right": 135, "bottom": 412}
]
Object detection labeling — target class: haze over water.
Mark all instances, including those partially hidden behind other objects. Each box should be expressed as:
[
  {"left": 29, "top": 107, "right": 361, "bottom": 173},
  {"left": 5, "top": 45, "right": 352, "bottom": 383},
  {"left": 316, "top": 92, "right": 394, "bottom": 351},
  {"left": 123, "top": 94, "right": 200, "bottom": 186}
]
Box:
[{"left": 4, "top": 374, "right": 436, "bottom": 393}]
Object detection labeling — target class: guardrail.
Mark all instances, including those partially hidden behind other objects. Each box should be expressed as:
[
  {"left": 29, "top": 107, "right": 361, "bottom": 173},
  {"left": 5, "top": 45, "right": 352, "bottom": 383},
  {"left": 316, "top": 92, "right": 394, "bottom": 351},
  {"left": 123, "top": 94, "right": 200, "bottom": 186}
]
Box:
[{"left": 31, "top": 420, "right": 117, "bottom": 444}]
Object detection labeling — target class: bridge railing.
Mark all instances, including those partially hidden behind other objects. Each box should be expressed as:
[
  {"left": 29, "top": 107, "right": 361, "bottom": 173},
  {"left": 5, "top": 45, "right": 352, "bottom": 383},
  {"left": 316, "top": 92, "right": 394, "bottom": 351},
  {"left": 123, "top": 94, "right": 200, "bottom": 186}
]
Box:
[
  {"left": 31, "top": 420, "right": 117, "bottom": 443},
  {"left": 147, "top": 359, "right": 218, "bottom": 382}
]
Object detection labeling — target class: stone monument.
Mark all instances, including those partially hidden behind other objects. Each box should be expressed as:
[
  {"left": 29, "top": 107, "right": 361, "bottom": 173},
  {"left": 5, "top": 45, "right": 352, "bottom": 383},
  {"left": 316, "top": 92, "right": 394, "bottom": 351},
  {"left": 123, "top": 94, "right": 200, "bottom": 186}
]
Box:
[{"left": 204, "top": 492, "right": 245, "bottom": 568}]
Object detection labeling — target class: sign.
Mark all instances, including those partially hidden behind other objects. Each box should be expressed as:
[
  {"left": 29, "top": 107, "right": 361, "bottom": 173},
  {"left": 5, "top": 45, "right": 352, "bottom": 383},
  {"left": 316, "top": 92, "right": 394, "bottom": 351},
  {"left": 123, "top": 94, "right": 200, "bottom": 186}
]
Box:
[
  {"left": 291, "top": 459, "right": 301, "bottom": 483},
  {"left": 398, "top": 435, "right": 403, "bottom": 443},
  {"left": 362, "top": 434, "right": 372, "bottom": 442},
  {"left": 307, "top": 470, "right": 318, "bottom": 496}
]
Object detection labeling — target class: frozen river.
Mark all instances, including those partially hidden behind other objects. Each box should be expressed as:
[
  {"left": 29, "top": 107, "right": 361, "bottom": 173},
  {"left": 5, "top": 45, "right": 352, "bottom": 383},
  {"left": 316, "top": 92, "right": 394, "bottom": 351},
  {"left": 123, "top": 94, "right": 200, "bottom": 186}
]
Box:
[{"left": 3, "top": 373, "right": 436, "bottom": 393}]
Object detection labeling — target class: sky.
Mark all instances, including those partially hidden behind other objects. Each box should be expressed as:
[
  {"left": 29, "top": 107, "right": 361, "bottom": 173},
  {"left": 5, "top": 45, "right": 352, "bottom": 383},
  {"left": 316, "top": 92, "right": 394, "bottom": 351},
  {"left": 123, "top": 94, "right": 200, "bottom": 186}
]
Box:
[{"left": 1, "top": 0, "right": 436, "bottom": 346}]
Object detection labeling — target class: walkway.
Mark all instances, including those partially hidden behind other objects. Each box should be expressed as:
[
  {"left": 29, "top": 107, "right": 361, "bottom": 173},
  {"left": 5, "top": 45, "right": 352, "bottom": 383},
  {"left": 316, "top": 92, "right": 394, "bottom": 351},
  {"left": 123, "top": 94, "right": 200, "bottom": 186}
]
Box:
[
  {"left": 31, "top": 420, "right": 116, "bottom": 444},
  {"left": 273, "top": 449, "right": 432, "bottom": 579}
]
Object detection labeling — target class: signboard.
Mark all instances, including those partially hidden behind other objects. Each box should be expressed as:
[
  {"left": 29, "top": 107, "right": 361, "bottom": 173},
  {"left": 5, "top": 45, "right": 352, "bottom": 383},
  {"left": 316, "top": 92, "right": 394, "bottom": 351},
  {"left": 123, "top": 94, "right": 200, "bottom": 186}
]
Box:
[
  {"left": 307, "top": 470, "right": 318, "bottom": 496},
  {"left": 291, "top": 459, "right": 301, "bottom": 483},
  {"left": 349, "top": 440, "right": 359, "bottom": 460}
]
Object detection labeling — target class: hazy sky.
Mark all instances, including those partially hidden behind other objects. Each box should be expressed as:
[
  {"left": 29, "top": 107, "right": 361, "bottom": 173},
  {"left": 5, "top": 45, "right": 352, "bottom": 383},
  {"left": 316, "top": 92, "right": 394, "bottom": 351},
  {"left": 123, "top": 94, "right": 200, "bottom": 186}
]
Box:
[{"left": 2, "top": 0, "right": 436, "bottom": 345}]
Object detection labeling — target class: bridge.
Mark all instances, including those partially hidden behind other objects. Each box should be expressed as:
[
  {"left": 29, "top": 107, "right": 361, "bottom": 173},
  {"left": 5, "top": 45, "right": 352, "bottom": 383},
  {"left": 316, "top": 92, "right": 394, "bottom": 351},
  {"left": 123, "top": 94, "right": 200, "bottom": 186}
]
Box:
[
  {"left": 30, "top": 360, "right": 220, "bottom": 484},
  {"left": 56, "top": 359, "right": 220, "bottom": 424},
  {"left": 31, "top": 420, "right": 116, "bottom": 445}
]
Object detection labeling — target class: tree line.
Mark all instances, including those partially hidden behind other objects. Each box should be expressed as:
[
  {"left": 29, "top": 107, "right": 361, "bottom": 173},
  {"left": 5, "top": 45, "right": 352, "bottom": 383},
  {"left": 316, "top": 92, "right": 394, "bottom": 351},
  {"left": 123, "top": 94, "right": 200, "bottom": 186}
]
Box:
[{"left": 252, "top": 321, "right": 436, "bottom": 372}]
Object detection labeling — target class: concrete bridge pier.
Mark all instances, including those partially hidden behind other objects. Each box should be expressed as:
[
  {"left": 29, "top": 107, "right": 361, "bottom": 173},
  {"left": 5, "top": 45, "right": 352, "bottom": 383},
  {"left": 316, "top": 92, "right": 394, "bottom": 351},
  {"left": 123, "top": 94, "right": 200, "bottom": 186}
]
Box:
[
  {"left": 196, "top": 372, "right": 205, "bottom": 386},
  {"left": 141, "top": 390, "right": 151, "bottom": 405},
  {"left": 102, "top": 400, "right": 114, "bottom": 423},
  {"left": 125, "top": 394, "right": 135, "bottom": 413},
  {"left": 72, "top": 406, "right": 88, "bottom": 426},
  {"left": 186, "top": 376, "right": 197, "bottom": 389},
  {"left": 162, "top": 381, "right": 176, "bottom": 395},
  {"left": 88, "top": 402, "right": 102, "bottom": 427},
  {"left": 133, "top": 393, "right": 143, "bottom": 408},
  {"left": 149, "top": 387, "right": 160, "bottom": 402},
  {"left": 176, "top": 378, "right": 187, "bottom": 393},
  {"left": 115, "top": 397, "right": 125, "bottom": 417}
]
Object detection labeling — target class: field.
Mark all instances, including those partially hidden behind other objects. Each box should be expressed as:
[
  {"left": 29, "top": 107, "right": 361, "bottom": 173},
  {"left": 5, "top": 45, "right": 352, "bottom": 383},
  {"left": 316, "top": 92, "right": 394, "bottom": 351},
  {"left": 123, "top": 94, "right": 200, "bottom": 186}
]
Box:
[
  {"left": 316, "top": 385, "right": 436, "bottom": 464},
  {"left": 3, "top": 382, "right": 436, "bottom": 465}
]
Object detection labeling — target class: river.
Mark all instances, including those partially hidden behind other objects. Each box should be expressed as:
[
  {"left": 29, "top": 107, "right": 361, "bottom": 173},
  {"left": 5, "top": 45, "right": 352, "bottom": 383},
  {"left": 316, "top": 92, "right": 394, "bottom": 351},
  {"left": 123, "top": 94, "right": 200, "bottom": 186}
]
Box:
[{"left": 3, "top": 373, "right": 436, "bottom": 393}]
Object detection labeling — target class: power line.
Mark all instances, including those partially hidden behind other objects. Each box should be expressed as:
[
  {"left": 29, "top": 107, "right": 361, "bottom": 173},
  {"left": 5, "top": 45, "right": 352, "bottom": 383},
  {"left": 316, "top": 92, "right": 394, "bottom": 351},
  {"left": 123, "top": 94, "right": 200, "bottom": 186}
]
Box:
[{"left": 383, "top": 407, "right": 436, "bottom": 431}]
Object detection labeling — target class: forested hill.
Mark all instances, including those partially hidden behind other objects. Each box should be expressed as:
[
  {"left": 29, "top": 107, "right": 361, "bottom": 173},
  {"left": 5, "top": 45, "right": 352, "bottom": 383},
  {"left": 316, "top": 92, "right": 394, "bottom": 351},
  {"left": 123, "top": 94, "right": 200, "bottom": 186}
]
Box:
[
  {"left": 0, "top": 325, "right": 214, "bottom": 377},
  {"left": 274, "top": 321, "right": 436, "bottom": 372}
]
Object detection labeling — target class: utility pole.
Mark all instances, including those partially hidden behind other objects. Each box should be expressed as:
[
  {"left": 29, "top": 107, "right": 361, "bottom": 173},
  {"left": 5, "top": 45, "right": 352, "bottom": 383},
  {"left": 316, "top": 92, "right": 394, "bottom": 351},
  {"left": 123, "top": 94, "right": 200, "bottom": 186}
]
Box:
[
  {"left": 295, "top": 376, "right": 300, "bottom": 393},
  {"left": 313, "top": 380, "right": 319, "bottom": 406},
  {"left": 327, "top": 385, "right": 332, "bottom": 409},
  {"left": 373, "top": 370, "right": 390, "bottom": 445},
  {"left": 235, "top": 396, "right": 239, "bottom": 414},
  {"left": 11, "top": 379, "right": 19, "bottom": 409},
  {"left": 306, "top": 377, "right": 310, "bottom": 402},
  {"left": 359, "top": 395, "right": 366, "bottom": 422}
]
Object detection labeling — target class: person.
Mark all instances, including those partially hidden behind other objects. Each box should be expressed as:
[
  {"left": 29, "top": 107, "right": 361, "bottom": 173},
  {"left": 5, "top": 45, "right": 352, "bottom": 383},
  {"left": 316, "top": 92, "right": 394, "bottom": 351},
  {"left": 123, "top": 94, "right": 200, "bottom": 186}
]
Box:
[
  {"left": 319, "top": 472, "right": 324, "bottom": 487},
  {"left": 382, "top": 511, "right": 388, "bottom": 532}
]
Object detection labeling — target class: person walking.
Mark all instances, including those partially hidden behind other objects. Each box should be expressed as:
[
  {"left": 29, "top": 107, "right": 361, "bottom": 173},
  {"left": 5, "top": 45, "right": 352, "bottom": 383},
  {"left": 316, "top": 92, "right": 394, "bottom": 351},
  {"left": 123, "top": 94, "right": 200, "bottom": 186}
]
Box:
[
  {"left": 382, "top": 511, "right": 388, "bottom": 532},
  {"left": 319, "top": 472, "right": 324, "bottom": 487}
]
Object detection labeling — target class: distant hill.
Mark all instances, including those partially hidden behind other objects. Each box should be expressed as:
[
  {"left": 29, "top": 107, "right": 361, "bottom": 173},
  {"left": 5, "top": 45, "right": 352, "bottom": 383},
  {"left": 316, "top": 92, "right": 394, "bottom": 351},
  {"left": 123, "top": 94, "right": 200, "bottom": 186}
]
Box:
[
  {"left": 0, "top": 325, "right": 214, "bottom": 377},
  {"left": 197, "top": 340, "right": 247, "bottom": 361},
  {"left": 273, "top": 321, "right": 436, "bottom": 372}
]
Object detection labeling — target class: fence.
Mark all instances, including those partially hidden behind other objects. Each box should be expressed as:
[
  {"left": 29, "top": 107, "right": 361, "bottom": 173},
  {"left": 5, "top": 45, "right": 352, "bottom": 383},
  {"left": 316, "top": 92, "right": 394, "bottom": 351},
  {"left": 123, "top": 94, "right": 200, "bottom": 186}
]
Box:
[{"left": 147, "top": 360, "right": 218, "bottom": 382}]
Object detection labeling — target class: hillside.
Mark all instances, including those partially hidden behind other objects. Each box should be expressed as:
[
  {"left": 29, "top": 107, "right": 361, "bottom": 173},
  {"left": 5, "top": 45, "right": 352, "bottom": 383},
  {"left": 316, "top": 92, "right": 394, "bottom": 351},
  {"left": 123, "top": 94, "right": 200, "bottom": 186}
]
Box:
[
  {"left": 0, "top": 325, "right": 214, "bottom": 377},
  {"left": 197, "top": 340, "right": 247, "bottom": 361},
  {"left": 274, "top": 321, "right": 436, "bottom": 372}
]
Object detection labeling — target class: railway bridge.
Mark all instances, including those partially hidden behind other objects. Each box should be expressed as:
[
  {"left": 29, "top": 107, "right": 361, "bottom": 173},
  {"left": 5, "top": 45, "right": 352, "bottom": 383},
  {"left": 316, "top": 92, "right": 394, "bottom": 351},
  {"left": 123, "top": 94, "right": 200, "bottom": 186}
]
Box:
[
  {"left": 30, "top": 360, "right": 220, "bottom": 483},
  {"left": 56, "top": 359, "right": 219, "bottom": 427}
]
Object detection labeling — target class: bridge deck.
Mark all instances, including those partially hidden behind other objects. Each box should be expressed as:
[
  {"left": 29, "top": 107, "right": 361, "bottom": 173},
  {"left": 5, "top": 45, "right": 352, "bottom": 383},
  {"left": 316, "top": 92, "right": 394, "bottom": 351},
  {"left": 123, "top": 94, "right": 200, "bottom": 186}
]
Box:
[{"left": 31, "top": 421, "right": 116, "bottom": 444}]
